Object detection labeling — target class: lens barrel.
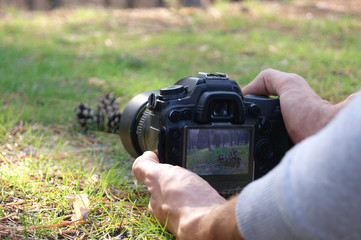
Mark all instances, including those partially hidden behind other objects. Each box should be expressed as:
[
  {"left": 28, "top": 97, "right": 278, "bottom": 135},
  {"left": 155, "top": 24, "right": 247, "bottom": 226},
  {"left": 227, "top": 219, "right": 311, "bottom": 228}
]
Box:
[{"left": 119, "top": 91, "right": 158, "bottom": 158}]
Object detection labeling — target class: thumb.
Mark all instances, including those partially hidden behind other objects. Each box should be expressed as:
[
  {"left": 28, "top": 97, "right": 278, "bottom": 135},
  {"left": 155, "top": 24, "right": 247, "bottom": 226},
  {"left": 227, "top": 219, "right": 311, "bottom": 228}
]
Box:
[{"left": 132, "top": 151, "right": 160, "bottom": 182}]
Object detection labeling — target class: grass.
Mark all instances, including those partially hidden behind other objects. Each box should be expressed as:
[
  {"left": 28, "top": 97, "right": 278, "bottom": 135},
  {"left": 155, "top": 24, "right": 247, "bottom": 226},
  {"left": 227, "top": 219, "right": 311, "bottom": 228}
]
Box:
[{"left": 0, "top": 0, "right": 361, "bottom": 238}]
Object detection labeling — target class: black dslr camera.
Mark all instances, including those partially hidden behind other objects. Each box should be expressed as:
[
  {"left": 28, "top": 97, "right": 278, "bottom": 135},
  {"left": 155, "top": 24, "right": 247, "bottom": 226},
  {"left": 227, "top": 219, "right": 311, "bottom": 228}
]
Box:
[{"left": 119, "top": 72, "right": 293, "bottom": 195}]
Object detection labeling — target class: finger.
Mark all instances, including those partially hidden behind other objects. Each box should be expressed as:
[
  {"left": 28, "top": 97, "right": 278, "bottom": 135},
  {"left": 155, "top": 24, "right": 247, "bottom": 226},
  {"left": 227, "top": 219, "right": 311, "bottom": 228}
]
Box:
[
  {"left": 148, "top": 197, "right": 154, "bottom": 215},
  {"left": 333, "top": 92, "right": 359, "bottom": 116},
  {"left": 148, "top": 197, "right": 165, "bottom": 226},
  {"left": 242, "top": 68, "right": 280, "bottom": 96},
  {"left": 132, "top": 151, "right": 160, "bottom": 182}
]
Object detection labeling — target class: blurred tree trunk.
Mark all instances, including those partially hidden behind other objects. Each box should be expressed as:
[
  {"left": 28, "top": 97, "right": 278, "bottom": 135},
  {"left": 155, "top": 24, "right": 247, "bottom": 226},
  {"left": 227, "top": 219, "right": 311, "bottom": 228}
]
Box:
[
  {"left": 127, "top": 0, "right": 134, "bottom": 8},
  {"left": 104, "top": 0, "right": 110, "bottom": 7},
  {"left": 105, "top": 0, "right": 164, "bottom": 8},
  {"left": 27, "top": 0, "right": 35, "bottom": 10},
  {"left": 51, "top": 0, "right": 62, "bottom": 8},
  {"left": 26, "top": 0, "right": 62, "bottom": 10},
  {"left": 179, "top": 0, "right": 201, "bottom": 7},
  {"left": 179, "top": 0, "right": 213, "bottom": 7}
]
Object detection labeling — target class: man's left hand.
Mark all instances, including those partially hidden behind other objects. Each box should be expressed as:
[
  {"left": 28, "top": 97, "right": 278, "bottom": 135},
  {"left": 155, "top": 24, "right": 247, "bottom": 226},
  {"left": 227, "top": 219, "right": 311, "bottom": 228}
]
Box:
[{"left": 132, "top": 151, "right": 226, "bottom": 239}]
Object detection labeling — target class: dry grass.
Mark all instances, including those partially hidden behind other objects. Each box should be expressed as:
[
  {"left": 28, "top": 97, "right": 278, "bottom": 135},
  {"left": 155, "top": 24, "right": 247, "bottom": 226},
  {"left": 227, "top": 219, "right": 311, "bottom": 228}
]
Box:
[{"left": 0, "top": 123, "right": 162, "bottom": 239}]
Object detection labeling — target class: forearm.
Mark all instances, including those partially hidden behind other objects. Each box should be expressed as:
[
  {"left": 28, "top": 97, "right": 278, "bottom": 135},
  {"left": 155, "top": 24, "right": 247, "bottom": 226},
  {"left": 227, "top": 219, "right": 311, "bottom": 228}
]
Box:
[
  {"left": 178, "top": 196, "right": 244, "bottom": 240},
  {"left": 202, "top": 196, "right": 245, "bottom": 240}
]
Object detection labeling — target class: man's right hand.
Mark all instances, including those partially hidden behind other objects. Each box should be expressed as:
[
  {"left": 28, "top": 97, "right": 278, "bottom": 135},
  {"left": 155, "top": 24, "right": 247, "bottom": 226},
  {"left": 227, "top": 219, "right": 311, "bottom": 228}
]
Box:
[{"left": 242, "top": 69, "right": 354, "bottom": 143}]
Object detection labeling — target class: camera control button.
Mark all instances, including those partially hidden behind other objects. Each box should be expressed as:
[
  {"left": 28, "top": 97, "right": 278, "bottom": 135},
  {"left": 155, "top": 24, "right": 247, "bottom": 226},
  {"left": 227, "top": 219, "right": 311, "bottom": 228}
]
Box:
[
  {"left": 249, "top": 104, "right": 261, "bottom": 117},
  {"left": 169, "top": 111, "right": 181, "bottom": 122},
  {"left": 271, "top": 106, "right": 282, "bottom": 119},
  {"left": 160, "top": 85, "right": 185, "bottom": 95},
  {"left": 255, "top": 140, "right": 274, "bottom": 162},
  {"left": 172, "top": 130, "right": 181, "bottom": 139},
  {"left": 147, "top": 93, "right": 157, "bottom": 110},
  {"left": 171, "top": 146, "right": 180, "bottom": 155},
  {"left": 257, "top": 117, "right": 271, "bottom": 136},
  {"left": 182, "top": 110, "right": 192, "bottom": 120}
]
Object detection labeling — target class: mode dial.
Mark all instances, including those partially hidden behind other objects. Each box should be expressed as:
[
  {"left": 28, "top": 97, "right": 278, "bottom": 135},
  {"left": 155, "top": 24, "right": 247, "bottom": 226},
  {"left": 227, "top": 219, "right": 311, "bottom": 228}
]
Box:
[{"left": 160, "top": 85, "right": 186, "bottom": 95}]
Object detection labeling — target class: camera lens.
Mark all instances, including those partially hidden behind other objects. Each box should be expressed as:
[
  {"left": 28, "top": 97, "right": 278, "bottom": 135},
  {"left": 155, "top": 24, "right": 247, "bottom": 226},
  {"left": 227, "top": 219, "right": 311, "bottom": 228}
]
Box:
[{"left": 119, "top": 91, "right": 158, "bottom": 158}]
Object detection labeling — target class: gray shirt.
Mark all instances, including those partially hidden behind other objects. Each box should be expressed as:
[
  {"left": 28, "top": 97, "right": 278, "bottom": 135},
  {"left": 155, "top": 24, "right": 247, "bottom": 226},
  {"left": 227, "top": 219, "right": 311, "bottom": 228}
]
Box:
[{"left": 236, "top": 92, "right": 361, "bottom": 240}]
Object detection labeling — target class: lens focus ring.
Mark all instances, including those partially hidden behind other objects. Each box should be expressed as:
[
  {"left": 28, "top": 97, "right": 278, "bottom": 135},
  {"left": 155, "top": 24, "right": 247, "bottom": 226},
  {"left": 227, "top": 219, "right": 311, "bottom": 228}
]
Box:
[{"left": 136, "top": 109, "right": 151, "bottom": 153}]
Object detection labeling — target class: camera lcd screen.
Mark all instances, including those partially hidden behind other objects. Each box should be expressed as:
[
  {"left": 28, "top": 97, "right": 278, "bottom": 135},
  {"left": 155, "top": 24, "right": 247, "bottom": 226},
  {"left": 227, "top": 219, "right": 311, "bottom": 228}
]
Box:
[{"left": 183, "top": 125, "right": 254, "bottom": 180}]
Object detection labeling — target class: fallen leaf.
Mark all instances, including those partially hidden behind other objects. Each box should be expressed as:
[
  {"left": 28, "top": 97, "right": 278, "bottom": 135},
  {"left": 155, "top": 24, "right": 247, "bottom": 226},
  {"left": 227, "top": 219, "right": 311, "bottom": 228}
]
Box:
[{"left": 65, "top": 194, "right": 90, "bottom": 221}]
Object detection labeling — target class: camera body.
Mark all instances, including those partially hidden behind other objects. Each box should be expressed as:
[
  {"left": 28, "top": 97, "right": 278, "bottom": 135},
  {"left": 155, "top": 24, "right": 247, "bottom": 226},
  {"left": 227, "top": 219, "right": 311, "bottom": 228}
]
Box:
[{"left": 120, "top": 72, "right": 293, "bottom": 195}]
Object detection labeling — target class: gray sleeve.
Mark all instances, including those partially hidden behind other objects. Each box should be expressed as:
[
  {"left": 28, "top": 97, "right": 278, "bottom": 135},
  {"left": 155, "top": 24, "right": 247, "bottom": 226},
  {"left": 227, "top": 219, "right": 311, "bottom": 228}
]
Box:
[{"left": 236, "top": 92, "right": 361, "bottom": 240}]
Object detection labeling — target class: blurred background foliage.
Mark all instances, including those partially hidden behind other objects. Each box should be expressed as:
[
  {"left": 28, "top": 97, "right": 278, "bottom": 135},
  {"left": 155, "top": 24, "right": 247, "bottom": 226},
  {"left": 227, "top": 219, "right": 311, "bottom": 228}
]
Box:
[
  {"left": 1, "top": 0, "right": 361, "bottom": 125},
  {"left": 1, "top": 0, "right": 360, "bottom": 126}
]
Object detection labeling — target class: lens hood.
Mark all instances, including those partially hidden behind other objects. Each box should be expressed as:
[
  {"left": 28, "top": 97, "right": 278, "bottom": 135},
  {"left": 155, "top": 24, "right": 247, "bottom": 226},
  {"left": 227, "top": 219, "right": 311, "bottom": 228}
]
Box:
[{"left": 119, "top": 91, "right": 158, "bottom": 158}]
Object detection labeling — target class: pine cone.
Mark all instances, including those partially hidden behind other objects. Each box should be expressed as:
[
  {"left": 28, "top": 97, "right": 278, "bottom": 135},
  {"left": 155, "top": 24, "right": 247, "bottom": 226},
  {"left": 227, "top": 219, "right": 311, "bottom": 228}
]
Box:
[
  {"left": 107, "top": 110, "right": 122, "bottom": 133},
  {"left": 98, "top": 93, "right": 119, "bottom": 115},
  {"left": 217, "top": 154, "right": 228, "bottom": 166},
  {"left": 75, "top": 93, "right": 122, "bottom": 133},
  {"left": 228, "top": 150, "right": 241, "bottom": 168},
  {"left": 97, "top": 93, "right": 121, "bottom": 133},
  {"left": 75, "top": 103, "right": 96, "bottom": 128}
]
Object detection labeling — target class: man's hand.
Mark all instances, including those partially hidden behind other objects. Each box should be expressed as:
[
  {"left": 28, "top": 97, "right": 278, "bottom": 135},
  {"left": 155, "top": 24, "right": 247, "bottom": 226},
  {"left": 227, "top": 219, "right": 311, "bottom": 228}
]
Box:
[
  {"left": 242, "top": 68, "right": 355, "bottom": 143},
  {"left": 132, "top": 151, "right": 244, "bottom": 240}
]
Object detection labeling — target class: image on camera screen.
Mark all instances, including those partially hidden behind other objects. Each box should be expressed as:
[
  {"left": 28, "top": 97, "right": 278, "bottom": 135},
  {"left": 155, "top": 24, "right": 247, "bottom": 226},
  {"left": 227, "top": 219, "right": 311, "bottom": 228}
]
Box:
[{"left": 184, "top": 126, "right": 252, "bottom": 176}]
